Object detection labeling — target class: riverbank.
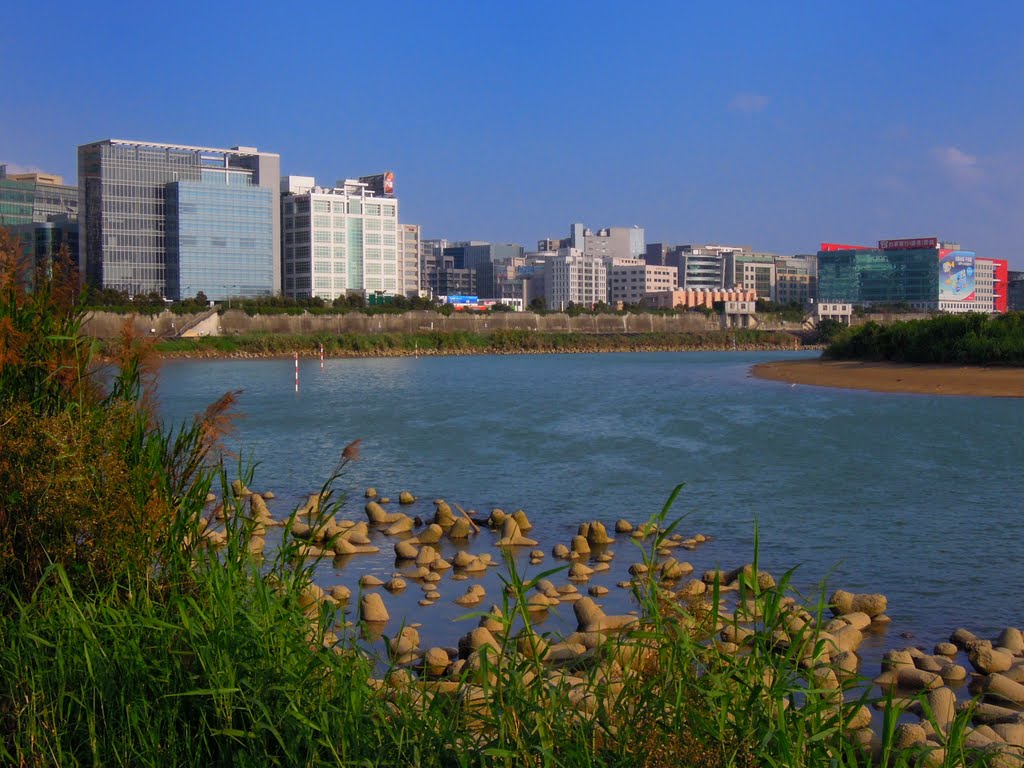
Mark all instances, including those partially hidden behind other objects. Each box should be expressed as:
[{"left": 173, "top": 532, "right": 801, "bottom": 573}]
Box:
[
  {"left": 752, "top": 358, "right": 1024, "bottom": 397},
  {"left": 146, "top": 329, "right": 809, "bottom": 359}
]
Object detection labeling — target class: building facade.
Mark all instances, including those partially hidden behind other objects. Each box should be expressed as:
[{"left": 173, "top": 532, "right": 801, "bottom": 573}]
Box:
[
  {"left": 420, "top": 239, "right": 449, "bottom": 293},
  {"left": 644, "top": 288, "right": 756, "bottom": 310},
  {"left": 724, "top": 251, "right": 777, "bottom": 300},
  {"left": 817, "top": 238, "right": 1001, "bottom": 313},
  {"left": 281, "top": 176, "right": 400, "bottom": 300},
  {"left": 543, "top": 249, "right": 607, "bottom": 311},
  {"left": 399, "top": 223, "right": 422, "bottom": 296},
  {"left": 0, "top": 165, "right": 79, "bottom": 228},
  {"left": 609, "top": 263, "right": 677, "bottom": 305},
  {"left": 974, "top": 258, "right": 1008, "bottom": 313},
  {"left": 1009, "top": 271, "right": 1024, "bottom": 311},
  {"left": 7, "top": 216, "right": 79, "bottom": 287},
  {"left": 78, "top": 140, "right": 279, "bottom": 298},
  {"left": 775, "top": 255, "right": 817, "bottom": 305}
]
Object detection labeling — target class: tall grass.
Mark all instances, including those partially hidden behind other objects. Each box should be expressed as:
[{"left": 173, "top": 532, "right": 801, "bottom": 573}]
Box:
[{"left": 0, "top": 227, "right": 1000, "bottom": 766}]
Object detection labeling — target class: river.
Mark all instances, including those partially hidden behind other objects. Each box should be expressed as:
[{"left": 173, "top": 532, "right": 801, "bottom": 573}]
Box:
[{"left": 157, "top": 350, "right": 1024, "bottom": 651}]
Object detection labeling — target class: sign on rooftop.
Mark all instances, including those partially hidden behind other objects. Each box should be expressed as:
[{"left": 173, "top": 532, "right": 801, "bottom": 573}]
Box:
[{"left": 878, "top": 237, "right": 938, "bottom": 250}]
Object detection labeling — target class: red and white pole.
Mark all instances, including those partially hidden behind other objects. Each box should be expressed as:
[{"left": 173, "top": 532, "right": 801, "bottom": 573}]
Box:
[{"left": 294, "top": 352, "right": 299, "bottom": 393}]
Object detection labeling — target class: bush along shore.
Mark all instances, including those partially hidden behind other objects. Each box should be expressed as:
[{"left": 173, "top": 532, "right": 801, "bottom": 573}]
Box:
[
  {"left": 148, "top": 328, "right": 804, "bottom": 359},
  {"left": 826, "top": 312, "right": 1024, "bottom": 366},
  {"left": 3, "top": 236, "right": 1022, "bottom": 766}
]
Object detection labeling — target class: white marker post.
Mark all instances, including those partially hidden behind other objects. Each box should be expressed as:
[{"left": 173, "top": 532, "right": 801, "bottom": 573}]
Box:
[
  {"left": 320, "top": 343, "right": 324, "bottom": 370},
  {"left": 294, "top": 352, "right": 299, "bottom": 393}
]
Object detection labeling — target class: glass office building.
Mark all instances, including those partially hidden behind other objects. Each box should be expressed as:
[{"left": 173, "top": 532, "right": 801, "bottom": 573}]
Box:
[
  {"left": 0, "top": 166, "right": 77, "bottom": 228},
  {"left": 78, "top": 140, "right": 279, "bottom": 297},
  {"left": 166, "top": 180, "right": 274, "bottom": 301},
  {"left": 817, "top": 248, "right": 941, "bottom": 308}
]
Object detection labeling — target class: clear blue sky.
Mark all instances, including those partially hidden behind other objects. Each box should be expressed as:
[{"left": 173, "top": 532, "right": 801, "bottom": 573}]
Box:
[{"left": 3, "top": 1, "right": 1023, "bottom": 266}]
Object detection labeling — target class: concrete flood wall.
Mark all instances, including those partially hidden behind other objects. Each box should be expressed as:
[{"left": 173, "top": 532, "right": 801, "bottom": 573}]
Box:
[{"left": 81, "top": 310, "right": 728, "bottom": 340}]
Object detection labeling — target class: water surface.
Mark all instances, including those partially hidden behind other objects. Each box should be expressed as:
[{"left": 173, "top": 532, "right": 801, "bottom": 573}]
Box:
[{"left": 158, "top": 351, "right": 1024, "bottom": 645}]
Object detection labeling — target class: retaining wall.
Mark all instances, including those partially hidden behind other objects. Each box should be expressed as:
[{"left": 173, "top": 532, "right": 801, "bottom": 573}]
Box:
[{"left": 81, "top": 310, "right": 731, "bottom": 339}]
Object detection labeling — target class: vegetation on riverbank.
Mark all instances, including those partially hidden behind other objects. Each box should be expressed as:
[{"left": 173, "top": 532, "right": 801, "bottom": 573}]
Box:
[
  {"left": 2, "top": 234, "right": 1015, "bottom": 766},
  {"left": 148, "top": 329, "right": 800, "bottom": 358},
  {"left": 825, "top": 312, "right": 1024, "bottom": 365}
]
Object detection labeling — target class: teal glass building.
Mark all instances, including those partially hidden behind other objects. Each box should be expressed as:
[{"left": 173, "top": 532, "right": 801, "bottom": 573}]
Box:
[
  {"left": 166, "top": 181, "right": 273, "bottom": 301},
  {"left": 817, "top": 248, "right": 941, "bottom": 308}
]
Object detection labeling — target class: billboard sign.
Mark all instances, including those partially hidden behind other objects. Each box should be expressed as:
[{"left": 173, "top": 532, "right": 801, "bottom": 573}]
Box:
[
  {"left": 879, "top": 237, "right": 937, "bottom": 250},
  {"left": 820, "top": 242, "right": 872, "bottom": 252},
  {"left": 357, "top": 172, "right": 395, "bottom": 196},
  {"left": 938, "top": 250, "right": 975, "bottom": 302}
]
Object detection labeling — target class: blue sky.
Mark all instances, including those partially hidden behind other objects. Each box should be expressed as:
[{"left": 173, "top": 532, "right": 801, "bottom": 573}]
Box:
[{"left": 3, "top": 1, "right": 1023, "bottom": 266}]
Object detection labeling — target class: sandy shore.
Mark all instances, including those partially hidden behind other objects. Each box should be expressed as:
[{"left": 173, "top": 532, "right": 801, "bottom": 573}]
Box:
[{"left": 752, "top": 358, "right": 1024, "bottom": 398}]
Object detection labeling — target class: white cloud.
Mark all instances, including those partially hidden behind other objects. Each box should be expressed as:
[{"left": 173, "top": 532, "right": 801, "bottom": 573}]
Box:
[
  {"left": 932, "top": 146, "right": 983, "bottom": 184},
  {"left": 727, "top": 92, "right": 770, "bottom": 114}
]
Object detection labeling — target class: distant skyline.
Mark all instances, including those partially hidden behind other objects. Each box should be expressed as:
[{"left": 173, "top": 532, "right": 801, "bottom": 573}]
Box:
[{"left": 3, "top": 1, "right": 1023, "bottom": 267}]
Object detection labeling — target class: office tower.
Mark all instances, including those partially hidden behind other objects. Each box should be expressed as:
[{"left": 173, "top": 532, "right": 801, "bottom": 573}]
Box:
[
  {"left": 280, "top": 175, "right": 400, "bottom": 299},
  {"left": 78, "top": 139, "right": 279, "bottom": 299}
]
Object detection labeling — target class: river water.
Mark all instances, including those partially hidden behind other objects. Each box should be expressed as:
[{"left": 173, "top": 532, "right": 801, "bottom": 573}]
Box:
[{"left": 157, "top": 351, "right": 1023, "bottom": 652}]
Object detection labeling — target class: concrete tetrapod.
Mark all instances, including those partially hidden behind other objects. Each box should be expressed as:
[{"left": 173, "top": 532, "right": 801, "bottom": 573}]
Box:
[
  {"left": 496, "top": 517, "right": 537, "bottom": 547},
  {"left": 360, "top": 592, "right": 390, "bottom": 623},
  {"left": 366, "top": 501, "right": 404, "bottom": 525},
  {"left": 573, "top": 597, "right": 638, "bottom": 633}
]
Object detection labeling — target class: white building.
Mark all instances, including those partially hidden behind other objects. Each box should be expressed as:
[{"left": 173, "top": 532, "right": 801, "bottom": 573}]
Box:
[
  {"left": 281, "top": 176, "right": 400, "bottom": 299},
  {"left": 544, "top": 248, "right": 608, "bottom": 310},
  {"left": 609, "top": 262, "right": 677, "bottom": 305},
  {"left": 974, "top": 258, "right": 999, "bottom": 313},
  {"left": 399, "top": 223, "right": 421, "bottom": 296}
]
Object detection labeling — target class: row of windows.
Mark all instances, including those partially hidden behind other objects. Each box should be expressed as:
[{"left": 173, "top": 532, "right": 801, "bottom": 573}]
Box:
[{"left": 285, "top": 198, "right": 396, "bottom": 217}]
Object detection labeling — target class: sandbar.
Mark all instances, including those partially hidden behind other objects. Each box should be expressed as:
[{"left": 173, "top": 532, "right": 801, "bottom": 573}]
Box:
[{"left": 751, "top": 358, "right": 1024, "bottom": 398}]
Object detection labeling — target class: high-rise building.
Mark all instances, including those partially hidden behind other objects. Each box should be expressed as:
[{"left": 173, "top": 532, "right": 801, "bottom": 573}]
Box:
[
  {"left": 78, "top": 140, "right": 279, "bottom": 299},
  {"left": 0, "top": 165, "right": 79, "bottom": 227},
  {"left": 420, "top": 238, "right": 448, "bottom": 293},
  {"left": 543, "top": 248, "right": 608, "bottom": 310},
  {"left": 399, "top": 224, "right": 422, "bottom": 296},
  {"left": 546, "top": 224, "right": 645, "bottom": 263},
  {"left": 280, "top": 175, "right": 400, "bottom": 299}
]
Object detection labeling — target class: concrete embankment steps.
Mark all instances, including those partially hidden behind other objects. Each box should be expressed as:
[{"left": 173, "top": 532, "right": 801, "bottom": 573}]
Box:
[{"left": 173, "top": 307, "right": 220, "bottom": 338}]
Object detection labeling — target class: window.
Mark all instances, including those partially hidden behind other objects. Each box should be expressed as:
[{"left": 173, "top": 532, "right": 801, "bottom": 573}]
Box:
[
  {"left": 364, "top": 203, "right": 381, "bottom": 216},
  {"left": 313, "top": 200, "right": 330, "bottom": 213},
  {"left": 314, "top": 215, "right": 330, "bottom": 228}
]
